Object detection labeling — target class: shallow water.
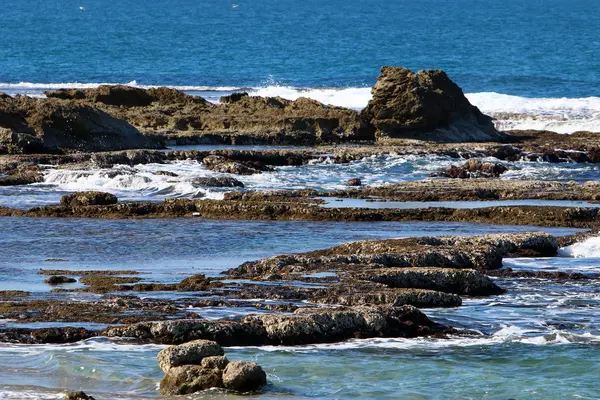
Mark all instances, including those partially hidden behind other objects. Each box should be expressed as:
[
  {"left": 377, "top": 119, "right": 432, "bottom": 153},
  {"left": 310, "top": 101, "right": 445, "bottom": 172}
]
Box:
[{"left": 1, "top": 215, "right": 598, "bottom": 398}]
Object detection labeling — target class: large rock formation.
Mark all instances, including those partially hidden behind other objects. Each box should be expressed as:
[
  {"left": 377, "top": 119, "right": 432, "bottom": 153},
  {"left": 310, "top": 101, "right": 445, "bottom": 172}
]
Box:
[
  {"left": 361, "top": 67, "right": 509, "bottom": 142},
  {"left": 44, "top": 86, "right": 374, "bottom": 145},
  {"left": 0, "top": 95, "right": 162, "bottom": 154}
]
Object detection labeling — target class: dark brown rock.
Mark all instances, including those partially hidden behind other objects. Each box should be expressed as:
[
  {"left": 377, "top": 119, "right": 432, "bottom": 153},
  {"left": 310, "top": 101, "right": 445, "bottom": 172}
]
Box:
[
  {"left": 362, "top": 67, "right": 508, "bottom": 142},
  {"left": 347, "top": 177, "right": 362, "bottom": 186},
  {"left": 193, "top": 176, "right": 244, "bottom": 188},
  {"left": 44, "top": 275, "right": 77, "bottom": 285}
]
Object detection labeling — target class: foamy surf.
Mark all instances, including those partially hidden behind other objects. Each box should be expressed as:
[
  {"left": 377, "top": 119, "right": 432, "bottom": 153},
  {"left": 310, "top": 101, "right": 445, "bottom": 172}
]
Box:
[{"left": 559, "top": 236, "right": 600, "bottom": 258}]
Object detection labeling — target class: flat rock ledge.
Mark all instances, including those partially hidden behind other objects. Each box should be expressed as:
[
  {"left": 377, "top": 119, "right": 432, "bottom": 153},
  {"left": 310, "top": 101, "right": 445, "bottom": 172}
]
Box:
[
  {"left": 101, "top": 305, "right": 450, "bottom": 346},
  {"left": 229, "top": 232, "right": 559, "bottom": 279},
  {"left": 158, "top": 340, "right": 266, "bottom": 395}
]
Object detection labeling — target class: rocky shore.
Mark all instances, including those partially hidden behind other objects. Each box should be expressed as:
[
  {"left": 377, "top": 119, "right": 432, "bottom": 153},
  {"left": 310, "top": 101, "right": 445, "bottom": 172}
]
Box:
[{"left": 1, "top": 66, "right": 599, "bottom": 397}]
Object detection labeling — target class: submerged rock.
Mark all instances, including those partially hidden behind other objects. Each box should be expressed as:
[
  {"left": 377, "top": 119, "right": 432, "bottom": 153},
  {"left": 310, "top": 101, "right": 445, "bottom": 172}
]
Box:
[
  {"left": 157, "top": 339, "right": 225, "bottom": 373},
  {"left": 346, "top": 177, "right": 362, "bottom": 186},
  {"left": 222, "top": 361, "right": 267, "bottom": 392},
  {"left": 44, "top": 275, "right": 77, "bottom": 285},
  {"left": 60, "top": 191, "right": 118, "bottom": 207},
  {"left": 362, "top": 66, "right": 508, "bottom": 143}
]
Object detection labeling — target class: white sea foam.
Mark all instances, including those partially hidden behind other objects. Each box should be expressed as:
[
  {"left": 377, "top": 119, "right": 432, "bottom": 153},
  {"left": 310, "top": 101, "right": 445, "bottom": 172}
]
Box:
[
  {"left": 559, "top": 236, "right": 600, "bottom": 258},
  {"left": 231, "top": 327, "right": 600, "bottom": 353}
]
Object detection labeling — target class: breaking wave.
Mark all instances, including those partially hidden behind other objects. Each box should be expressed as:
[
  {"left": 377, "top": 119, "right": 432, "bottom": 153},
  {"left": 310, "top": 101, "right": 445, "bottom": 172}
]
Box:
[{"left": 559, "top": 236, "right": 600, "bottom": 258}]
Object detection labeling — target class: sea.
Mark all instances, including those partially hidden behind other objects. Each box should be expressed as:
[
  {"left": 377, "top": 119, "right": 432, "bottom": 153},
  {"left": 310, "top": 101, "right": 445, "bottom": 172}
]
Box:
[{"left": 1, "top": 0, "right": 600, "bottom": 399}]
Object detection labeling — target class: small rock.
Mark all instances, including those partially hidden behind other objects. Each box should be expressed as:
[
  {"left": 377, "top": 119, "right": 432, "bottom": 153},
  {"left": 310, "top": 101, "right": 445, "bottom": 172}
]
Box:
[
  {"left": 222, "top": 360, "right": 267, "bottom": 392},
  {"left": 433, "top": 159, "right": 508, "bottom": 179},
  {"left": 65, "top": 391, "right": 96, "bottom": 400},
  {"left": 193, "top": 176, "right": 244, "bottom": 188},
  {"left": 45, "top": 275, "right": 77, "bottom": 285},
  {"left": 157, "top": 339, "right": 224, "bottom": 373},
  {"left": 346, "top": 178, "right": 362, "bottom": 186},
  {"left": 201, "top": 355, "right": 229, "bottom": 370},
  {"left": 60, "top": 191, "right": 118, "bottom": 207}
]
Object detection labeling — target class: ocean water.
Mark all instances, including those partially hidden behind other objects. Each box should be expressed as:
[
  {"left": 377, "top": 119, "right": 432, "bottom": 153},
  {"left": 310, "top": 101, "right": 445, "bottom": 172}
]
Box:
[{"left": 1, "top": 0, "right": 600, "bottom": 132}]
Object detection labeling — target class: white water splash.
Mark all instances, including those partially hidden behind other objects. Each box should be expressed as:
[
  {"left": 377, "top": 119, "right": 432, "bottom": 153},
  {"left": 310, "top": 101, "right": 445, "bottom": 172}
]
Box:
[{"left": 559, "top": 236, "right": 600, "bottom": 258}]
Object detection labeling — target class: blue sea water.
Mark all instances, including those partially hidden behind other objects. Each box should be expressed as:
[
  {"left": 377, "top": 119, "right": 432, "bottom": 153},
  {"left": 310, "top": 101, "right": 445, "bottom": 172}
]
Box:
[{"left": 0, "top": 0, "right": 598, "bottom": 98}]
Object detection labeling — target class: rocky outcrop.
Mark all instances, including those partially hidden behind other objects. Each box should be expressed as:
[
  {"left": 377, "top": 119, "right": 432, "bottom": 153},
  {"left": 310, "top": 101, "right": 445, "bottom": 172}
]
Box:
[
  {"left": 102, "top": 305, "right": 448, "bottom": 345},
  {"left": 346, "top": 177, "right": 362, "bottom": 186},
  {"left": 361, "top": 67, "right": 508, "bottom": 143},
  {"left": 0, "top": 96, "right": 162, "bottom": 153},
  {"left": 158, "top": 340, "right": 266, "bottom": 395},
  {"left": 60, "top": 191, "right": 118, "bottom": 207},
  {"left": 432, "top": 159, "right": 509, "bottom": 178},
  {"left": 45, "top": 86, "right": 373, "bottom": 145}
]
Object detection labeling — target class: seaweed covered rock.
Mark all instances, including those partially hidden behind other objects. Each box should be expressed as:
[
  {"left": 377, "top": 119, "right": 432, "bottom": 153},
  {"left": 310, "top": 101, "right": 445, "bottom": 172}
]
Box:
[
  {"left": 61, "top": 191, "right": 118, "bottom": 207},
  {"left": 362, "top": 66, "right": 508, "bottom": 142}
]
